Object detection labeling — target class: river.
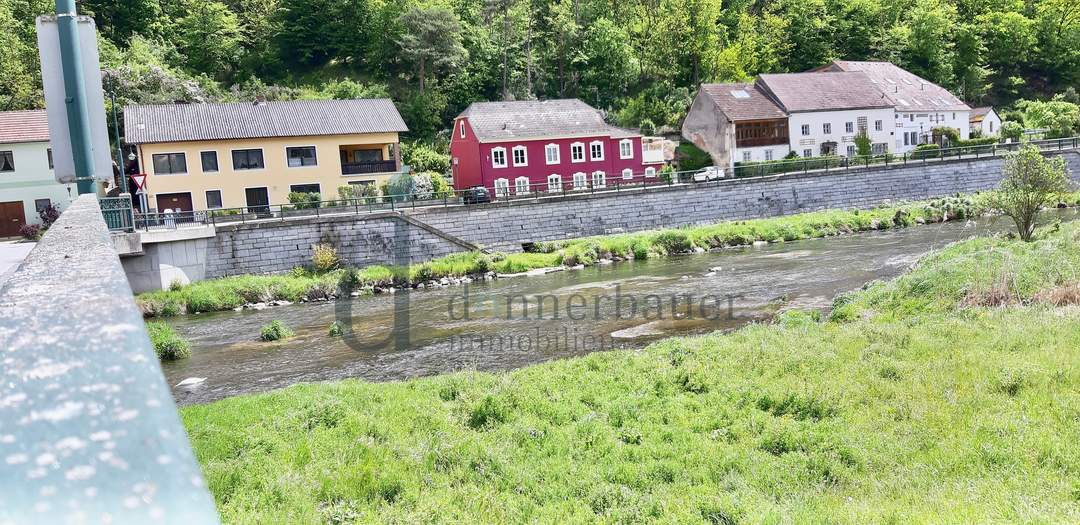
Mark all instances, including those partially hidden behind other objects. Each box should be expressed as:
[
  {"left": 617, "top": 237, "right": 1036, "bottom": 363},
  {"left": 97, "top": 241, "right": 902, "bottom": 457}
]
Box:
[{"left": 163, "top": 212, "right": 1071, "bottom": 405}]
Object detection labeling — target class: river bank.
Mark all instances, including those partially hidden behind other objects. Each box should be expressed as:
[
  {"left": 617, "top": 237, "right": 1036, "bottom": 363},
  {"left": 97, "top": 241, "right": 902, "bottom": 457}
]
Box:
[
  {"left": 181, "top": 218, "right": 1080, "bottom": 523},
  {"left": 138, "top": 192, "right": 1078, "bottom": 318}
]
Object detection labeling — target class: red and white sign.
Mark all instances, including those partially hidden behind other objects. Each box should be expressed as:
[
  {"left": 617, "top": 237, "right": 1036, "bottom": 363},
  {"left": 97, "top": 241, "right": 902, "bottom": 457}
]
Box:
[{"left": 131, "top": 174, "right": 147, "bottom": 192}]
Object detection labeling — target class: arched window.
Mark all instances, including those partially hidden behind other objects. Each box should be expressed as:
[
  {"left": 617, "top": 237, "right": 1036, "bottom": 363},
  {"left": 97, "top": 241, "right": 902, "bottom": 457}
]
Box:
[
  {"left": 572, "top": 172, "right": 587, "bottom": 190},
  {"left": 494, "top": 178, "right": 509, "bottom": 198},
  {"left": 545, "top": 144, "right": 560, "bottom": 165},
  {"left": 491, "top": 147, "right": 507, "bottom": 168},
  {"left": 622, "top": 168, "right": 633, "bottom": 180},
  {"left": 512, "top": 145, "right": 528, "bottom": 167},
  {"left": 547, "top": 174, "right": 562, "bottom": 192},
  {"left": 592, "top": 171, "right": 606, "bottom": 189},
  {"left": 570, "top": 143, "right": 586, "bottom": 163},
  {"left": 514, "top": 176, "right": 530, "bottom": 195},
  {"left": 589, "top": 140, "right": 605, "bottom": 161},
  {"left": 645, "top": 167, "right": 657, "bottom": 178},
  {"left": 619, "top": 139, "right": 633, "bottom": 159}
]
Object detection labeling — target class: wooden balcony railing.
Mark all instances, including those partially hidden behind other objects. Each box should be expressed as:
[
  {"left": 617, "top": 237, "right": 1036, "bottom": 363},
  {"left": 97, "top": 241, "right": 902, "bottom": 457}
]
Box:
[{"left": 342, "top": 160, "right": 397, "bottom": 175}]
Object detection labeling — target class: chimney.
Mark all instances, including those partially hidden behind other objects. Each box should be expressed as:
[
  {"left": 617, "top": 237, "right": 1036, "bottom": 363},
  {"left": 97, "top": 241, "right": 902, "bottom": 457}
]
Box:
[{"left": 253, "top": 95, "right": 267, "bottom": 106}]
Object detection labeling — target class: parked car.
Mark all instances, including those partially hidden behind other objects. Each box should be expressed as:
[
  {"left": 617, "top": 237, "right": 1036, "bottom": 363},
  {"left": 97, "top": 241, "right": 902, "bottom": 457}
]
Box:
[
  {"left": 693, "top": 166, "right": 725, "bottom": 182},
  {"left": 462, "top": 186, "right": 491, "bottom": 204}
]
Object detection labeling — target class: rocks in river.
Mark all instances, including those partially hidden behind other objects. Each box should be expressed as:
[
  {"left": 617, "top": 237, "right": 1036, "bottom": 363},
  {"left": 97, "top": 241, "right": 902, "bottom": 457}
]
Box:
[
  {"left": 693, "top": 247, "right": 706, "bottom": 254},
  {"left": 709, "top": 266, "right": 723, "bottom": 272},
  {"left": 175, "top": 377, "right": 206, "bottom": 388},
  {"left": 568, "top": 265, "right": 585, "bottom": 270},
  {"left": 598, "top": 258, "right": 614, "bottom": 265},
  {"left": 704, "top": 271, "right": 717, "bottom": 277},
  {"left": 268, "top": 300, "right": 292, "bottom": 307},
  {"left": 916, "top": 217, "right": 926, "bottom": 224},
  {"left": 752, "top": 241, "right": 769, "bottom": 247}
]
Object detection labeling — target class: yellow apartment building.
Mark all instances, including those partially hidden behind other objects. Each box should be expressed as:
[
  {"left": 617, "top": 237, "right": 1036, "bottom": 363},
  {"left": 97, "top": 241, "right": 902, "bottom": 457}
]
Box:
[{"left": 124, "top": 98, "right": 408, "bottom": 212}]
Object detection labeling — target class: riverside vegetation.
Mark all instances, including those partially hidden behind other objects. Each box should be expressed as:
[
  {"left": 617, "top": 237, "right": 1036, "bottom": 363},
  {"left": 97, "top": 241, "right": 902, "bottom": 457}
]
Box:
[
  {"left": 137, "top": 192, "right": 1080, "bottom": 319},
  {"left": 181, "top": 212, "right": 1080, "bottom": 523}
]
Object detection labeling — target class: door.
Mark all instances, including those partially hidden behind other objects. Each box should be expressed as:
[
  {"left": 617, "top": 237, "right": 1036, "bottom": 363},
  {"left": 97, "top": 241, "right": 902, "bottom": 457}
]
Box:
[
  {"left": 155, "top": 193, "right": 193, "bottom": 213},
  {"left": 245, "top": 187, "right": 270, "bottom": 216},
  {"left": 0, "top": 201, "right": 26, "bottom": 238}
]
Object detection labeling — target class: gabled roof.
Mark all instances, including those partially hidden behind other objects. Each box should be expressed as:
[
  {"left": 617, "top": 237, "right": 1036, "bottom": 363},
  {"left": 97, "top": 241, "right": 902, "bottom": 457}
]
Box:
[
  {"left": 970, "top": 106, "right": 995, "bottom": 120},
  {"left": 0, "top": 110, "right": 50, "bottom": 144},
  {"left": 756, "top": 72, "right": 893, "bottom": 113},
  {"left": 123, "top": 99, "right": 408, "bottom": 144},
  {"left": 458, "top": 99, "right": 638, "bottom": 143},
  {"left": 698, "top": 83, "right": 786, "bottom": 122},
  {"left": 822, "top": 61, "right": 970, "bottom": 112}
]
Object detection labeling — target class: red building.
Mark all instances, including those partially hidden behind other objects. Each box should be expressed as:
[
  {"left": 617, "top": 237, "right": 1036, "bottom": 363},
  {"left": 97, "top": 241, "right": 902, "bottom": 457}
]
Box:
[{"left": 450, "top": 99, "right": 665, "bottom": 196}]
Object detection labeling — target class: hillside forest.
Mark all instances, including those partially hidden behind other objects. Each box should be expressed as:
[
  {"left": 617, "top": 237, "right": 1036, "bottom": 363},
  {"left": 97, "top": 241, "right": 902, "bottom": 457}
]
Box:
[{"left": 1, "top": 0, "right": 1078, "bottom": 143}]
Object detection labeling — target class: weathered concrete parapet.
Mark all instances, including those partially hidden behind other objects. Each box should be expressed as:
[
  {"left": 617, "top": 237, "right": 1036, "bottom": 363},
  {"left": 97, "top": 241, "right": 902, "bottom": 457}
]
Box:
[{"left": 0, "top": 195, "right": 219, "bottom": 523}]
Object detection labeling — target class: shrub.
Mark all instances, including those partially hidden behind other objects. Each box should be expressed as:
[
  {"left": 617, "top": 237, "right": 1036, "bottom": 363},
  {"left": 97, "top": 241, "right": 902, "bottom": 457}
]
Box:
[
  {"left": 1001, "top": 121, "right": 1024, "bottom": 141},
  {"left": 910, "top": 144, "right": 941, "bottom": 160},
  {"left": 639, "top": 118, "right": 656, "bottom": 136},
  {"left": 677, "top": 142, "right": 712, "bottom": 172},
  {"left": 312, "top": 243, "right": 341, "bottom": 273},
  {"left": 38, "top": 204, "right": 60, "bottom": 228},
  {"left": 260, "top": 320, "right": 294, "bottom": 342},
  {"left": 652, "top": 230, "right": 693, "bottom": 254},
  {"left": 19, "top": 224, "right": 42, "bottom": 241},
  {"left": 401, "top": 142, "right": 450, "bottom": 174},
  {"left": 329, "top": 321, "right": 344, "bottom": 337},
  {"left": 146, "top": 321, "right": 191, "bottom": 360},
  {"left": 660, "top": 164, "right": 675, "bottom": 184},
  {"left": 854, "top": 131, "right": 872, "bottom": 157},
  {"left": 989, "top": 144, "right": 1072, "bottom": 241},
  {"left": 338, "top": 184, "right": 379, "bottom": 204},
  {"left": 385, "top": 173, "right": 414, "bottom": 202},
  {"left": 288, "top": 192, "right": 321, "bottom": 209}
]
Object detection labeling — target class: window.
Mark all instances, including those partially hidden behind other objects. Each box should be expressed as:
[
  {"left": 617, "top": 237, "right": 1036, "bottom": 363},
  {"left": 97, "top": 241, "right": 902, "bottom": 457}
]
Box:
[
  {"left": 872, "top": 143, "right": 887, "bottom": 155},
  {"left": 874, "top": 120, "right": 883, "bottom": 132},
  {"left": 512, "top": 145, "right": 528, "bottom": 167},
  {"left": 764, "top": 150, "right": 773, "bottom": 161},
  {"left": 572, "top": 172, "right": 587, "bottom": 190},
  {"left": 545, "top": 144, "right": 560, "bottom": 165},
  {"left": 742, "top": 151, "right": 752, "bottom": 162},
  {"left": 152, "top": 152, "right": 187, "bottom": 174},
  {"left": 231, "top": 149, "right": 264, "bottom": 170},
  {"left": 287, "top": 146, "right": 317, "bottom": 167},
  {"left": 494, "top": 178, "right": 510, "bottom": 197},
  {"left": 547, "top": 174, "right": 562, "bottom": 192},
  {"left": 845, "top": 122, "right": 854, "bottom": 133},
  {"left": 515, "top": 176, "right": 530, "bottom": 195},
  {"left": 823, "top": 123, "right": 832, "bottom": 134},
  {"left": 570, "top": 142, "right": 586, "bottom": 163},
  {"left": 47, "top": 149, "right": 53, "bottom": 169},
  {"left": 909, "top": 114, "right": 915, "bottom": 122},
  {"left": 846, "top": 145, "right": 856, "bottom": 157},
  {"left": 0, "top": 150, "right": 14, "bottom": 172},
  {"left": 290, "top": 183, "right": 320, "bottom": 195},
  {"left": 34, "top": 199, "right": 51, "bottom": 213},
  {"left": 952, "top": 113, "right": 956, "bottom": 120},
  {"left": 589, "top": 141, "right": 604, "bottom": 161},
  {"left": 803, "top": 149, "right": 812, "bottom": 158},
  {"left": 201, "top": 151, "right": 219, "bottom": 173},
  {"left": 622, "top": 168, "right": 633, "bottom": 180},
  {"left": 459, "top": 120, "right": 466, "bottom": 139},
  {"left": 801, "top": 124, "right": 810, "bottom": 136},
  {"left": 491, "top": 147, "right": 507, "bottom": 168},
  {"left": 619, "top": 139, "right": 633, "bottom": 159},
  {"left": 205, "top": 190, "right": 223, "bottom": 209},
  {"left": 645, "top": 167, "right": 656, "bottom": 178},
  {"left": 592, "top": 171, "right": 606, "bottom": 189}
]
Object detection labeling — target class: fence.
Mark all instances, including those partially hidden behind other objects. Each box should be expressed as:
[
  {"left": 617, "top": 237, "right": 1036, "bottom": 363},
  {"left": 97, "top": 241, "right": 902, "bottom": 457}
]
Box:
[{"left": 102, "top": 136, "right": 1080, "bottom": 232}]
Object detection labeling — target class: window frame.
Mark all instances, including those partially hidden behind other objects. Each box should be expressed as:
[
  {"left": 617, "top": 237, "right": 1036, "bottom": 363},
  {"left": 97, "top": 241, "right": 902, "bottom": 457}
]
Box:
[
  {"left": 592, "top": 170, "right": 607, "bottom": 189},
  {"left": 0, "top": 150, "right": 13, "bottom": 172},
  {"left": 589, "top": 140, "right": 605, "bottom": 161},
  {"left": 874, "top": 120, "right": 883, "bottom": 132},
  {"left": 459, "top": 120, "right": 466, "bottom": 139},
  {"left": 547, "top": 174, "right": 562, "bottom": 192},
  {"left": 801, "top": 124, "right": 810, "bottom": 136},
  {"left": 570, "top": 142, "right": 586, "bottom": 163},
  {"left": 34, "top": 199, "right": 51, "bottom": 213},
  {"left": 511, "top": 145, "right": 528, "bottom": 167},
  {"left": 764, "top": 150, "right": 774, "bottom": 161},
  {"left": 205, "top": 189, "right": 224, "bottom": 210},
  {"left": 619, "top": 139, "right": 633, "bottom": 159},
  {"left": 289, "top": 183, "right": 322, "bottom": 195},
  {"left": 803, "top": 149, "right": 812, "bottom": 158},
  {"left": 493, "top": 177, "right": 510, "bottom": 198},
  {"left": 286, "top": 146, "right": 318, "bottom": 168},
  {"left": 823, "top": 123, "right": 832, "bottom": 134},
  {"left": 845, "top": 122, "right": 854, "bottom": 133},
  {"left": 742, "top": 151, "right": 752, "bottom": 162},
  {"left": 151, "top": 152, "right": 188, "bottom": 175},
  {"left": 572, "top": 172, "right": 587, "bottom": 190},
  {"left": 514, "top": 176, "right": 531, "bottom": 195},
  {"left": 231, "top": 148, "right": 265, "bottom": 171},
  {"left": 200, "top": 150, "right": 219, "bottom": 173},
  {"left": 491, "top": 147, "right": 508, "bottom": 169},
  {"left": 846, "top": 145, "right": 856, "bottom": 157},
  {"left": 622, "top": 168, "right": 633, "bottom": 180},
  {"left": 47, "top": 148, "right": 53, "bottom": 170},
  {"left": 645, "top": 167, "right": 657, "bottom": 178},
  {"left": 545, "top": 144, "right": 560, "bottom": 165}
]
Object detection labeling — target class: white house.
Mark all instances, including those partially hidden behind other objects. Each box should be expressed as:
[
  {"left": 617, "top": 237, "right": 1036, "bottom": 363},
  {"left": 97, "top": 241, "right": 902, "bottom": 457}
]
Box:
[
  {"left": 969, "top": 107, "right": 1002, "bottom": 138},
  {"left": 0, "top": 110, "right": 74, "bottom": 237},
  {"left": 818, "top": 61, "right": 971, "bottom": 153}
]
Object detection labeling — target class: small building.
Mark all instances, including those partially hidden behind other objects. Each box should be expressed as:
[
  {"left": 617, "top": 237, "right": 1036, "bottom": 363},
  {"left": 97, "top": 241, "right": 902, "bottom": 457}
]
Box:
[
  {"left": 817, "top": 61, "right": 971, "bottom": 152},
  {"left": 124, "top": 99, "right": 408, "bottom": 213},
  {"left": 969, "top": 107, "right": 1001, "bottom": 137},
  {"left": 683, "top": 72, "right": 895, "bottom": 168},
  {"left": 450, "top": 99, "right": 666, "bottom": 196},
  {"left": 0, "top": 110, "right": 74, "bottom": 237}
]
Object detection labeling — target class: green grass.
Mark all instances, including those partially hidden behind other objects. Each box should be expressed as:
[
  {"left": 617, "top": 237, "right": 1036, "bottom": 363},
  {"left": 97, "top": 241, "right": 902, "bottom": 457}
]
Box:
[
  {"left": 182, "top": 221, "right": 1080, "bottom": 523},
  {"left": 146, "top": 321, "right": 190, "bottom": 360}
]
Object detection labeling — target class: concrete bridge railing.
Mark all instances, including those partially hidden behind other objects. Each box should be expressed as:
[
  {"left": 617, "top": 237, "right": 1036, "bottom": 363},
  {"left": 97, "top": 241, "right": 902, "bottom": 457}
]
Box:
[{"left": 0, "top": 195, "right": 219, "bottom": 523}]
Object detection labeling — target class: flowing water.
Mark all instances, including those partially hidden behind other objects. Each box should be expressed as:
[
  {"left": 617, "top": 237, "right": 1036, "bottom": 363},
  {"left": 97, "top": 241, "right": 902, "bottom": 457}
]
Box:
[{"left": 164, "top": 211, "right": 1075, "bottom": 405}]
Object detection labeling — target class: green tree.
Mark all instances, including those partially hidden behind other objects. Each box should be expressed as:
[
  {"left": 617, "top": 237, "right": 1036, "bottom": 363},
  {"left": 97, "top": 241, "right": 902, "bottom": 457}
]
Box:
[
  {"left": 81, "top": 0, "right": 164, "bottom": 43},
  {"left": 580, "top": 18, "right": 637, "bottom": 109},
  {"left": 1016, "top": 97, "right": 1080, "bottom": 138},
  {"left": 175, "top": 1, "right": 244, "bottom": 79},
  {"left": 990, "top": 144, "right": 1071, "bottom": 241},
  {"left": 397, "top": 6, "right": 468, "bottom": 95}
]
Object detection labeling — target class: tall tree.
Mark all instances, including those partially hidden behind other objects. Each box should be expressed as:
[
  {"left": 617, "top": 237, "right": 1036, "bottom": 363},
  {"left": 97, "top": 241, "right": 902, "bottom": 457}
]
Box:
[
  {"left": 397, "top": 6, "right": 468, "bottom": 95},
  {"left": 175, "top": 1, "right": 244, "bottom": 79}
]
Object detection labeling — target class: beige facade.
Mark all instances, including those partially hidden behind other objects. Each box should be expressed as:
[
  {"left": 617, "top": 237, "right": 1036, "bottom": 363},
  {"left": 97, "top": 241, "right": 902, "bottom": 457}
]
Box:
[{"left": 137, "top": 132, "right": 400, "bottom": 212}]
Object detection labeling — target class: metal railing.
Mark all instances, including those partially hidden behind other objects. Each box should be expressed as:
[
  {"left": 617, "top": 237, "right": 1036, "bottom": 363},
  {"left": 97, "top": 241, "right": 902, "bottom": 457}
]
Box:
[
  {"left": 104, "top": 136, "right": 1080, "bottom": 232},
  {"left": 341, "top": 160, "right": 398, "bottom": 175}
]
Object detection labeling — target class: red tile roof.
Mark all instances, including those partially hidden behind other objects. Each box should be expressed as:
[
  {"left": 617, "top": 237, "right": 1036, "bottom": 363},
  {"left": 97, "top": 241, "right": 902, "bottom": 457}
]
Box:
[{"left": 0, "top": 110, "right": 50, "bottom": 144}]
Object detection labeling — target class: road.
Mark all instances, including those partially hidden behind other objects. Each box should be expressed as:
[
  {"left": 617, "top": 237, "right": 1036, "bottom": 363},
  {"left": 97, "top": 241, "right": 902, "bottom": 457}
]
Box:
[{"left": 0, "top": 240, "right": 34, "bottom": 287}]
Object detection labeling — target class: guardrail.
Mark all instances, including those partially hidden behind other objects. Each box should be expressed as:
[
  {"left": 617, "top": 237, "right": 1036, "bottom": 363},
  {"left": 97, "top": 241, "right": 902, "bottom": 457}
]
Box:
[
  {"left": 0, "top": 195, "right": 219, "bottom": 523},
  {"left": 105, "top": 136, "right": 1080, "bottom": 232}
]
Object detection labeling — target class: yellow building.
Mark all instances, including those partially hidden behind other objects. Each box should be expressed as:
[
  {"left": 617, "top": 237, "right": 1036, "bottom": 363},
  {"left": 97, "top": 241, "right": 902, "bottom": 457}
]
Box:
[{"left": 124, "top": 99, "right": 408, "bottom": 212}]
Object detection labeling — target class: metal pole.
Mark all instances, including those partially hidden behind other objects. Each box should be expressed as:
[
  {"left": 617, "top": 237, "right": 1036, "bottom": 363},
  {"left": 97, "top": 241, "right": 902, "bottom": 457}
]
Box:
[
  {"left": 55, "top": 0, "right": 96, "bottom": 195},
  {"left": 110, "top": 90, "right": 127, "bottom": 194}
]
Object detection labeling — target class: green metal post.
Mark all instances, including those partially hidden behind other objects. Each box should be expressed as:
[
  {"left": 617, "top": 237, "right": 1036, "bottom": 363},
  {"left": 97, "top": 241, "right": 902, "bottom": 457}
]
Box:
[
  {"left": 55, "top": 0, "right": 96, "bottom": 195},
  {"left": 110, "top": 90, "right": 128, "bottom": 194}
]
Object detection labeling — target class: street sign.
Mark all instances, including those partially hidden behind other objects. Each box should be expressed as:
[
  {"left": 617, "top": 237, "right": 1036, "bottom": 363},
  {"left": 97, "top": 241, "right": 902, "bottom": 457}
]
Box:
[
  {"left": 36, "top": 15, "right": 112, "bottom": 185},
  {"left": 131, "top": 174, "right": 147, "bottom": 192}
]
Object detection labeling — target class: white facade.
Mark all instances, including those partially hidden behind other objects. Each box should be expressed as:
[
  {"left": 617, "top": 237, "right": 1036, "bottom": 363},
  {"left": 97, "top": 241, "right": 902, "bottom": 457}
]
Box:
[
  {"left": 0, "top": 140, "right": 75, "bottom": 226},
  {"left": 787, "top": 108, "right": 896, "bottom": 158},
  {"left": 736, "top": 144, "right": 792, "bottom": 163},
  {"left": 893, "top": 110, "right": 971, "bottom": 153},
  {"left": 971, "top": 109, "right": 1001, "bottom": 138}
]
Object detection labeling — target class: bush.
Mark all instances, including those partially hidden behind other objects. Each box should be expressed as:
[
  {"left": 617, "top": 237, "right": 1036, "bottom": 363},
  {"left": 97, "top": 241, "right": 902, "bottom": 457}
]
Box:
[
  {"left": 677, "top": 142, "right": 712, "bottom": 172},
  {"left": 338, "top": 184, "right": 379, "bottom": 204},
  {"left": 288, "top": 192, "right": 321, "bottom": 209},
  {"left": 1001, "top": 121, "right": 1024, "bottom": 141},
  {"left": 38, "top": 204, "right": 60, "bottom": 228},
  {"left": 660, "top": 164, "right": 675, "bottom": 184},
  {"left": 989, "top": 144, "right": 1072, "bottom": 241},
  {"left": 260, "top": 320, "right": 294, "bottom": 342},
  {"left": 401, "top": 142, "right": 450, "bottom": 174},
  {"left": 312, "top": 243, "right": 341, "bottom": 273},
  {"left": 910, "top": 144, "right": 941, "bottom": 160},
  {"left": 639, "top": 118, "right": 656, "bottom": 136},
  {"left": 652, "top": 230, "right": 693, "bottom": 254},
  {"left": 19, "top": 224, "right": 42, "bottom": 241},
  {"left": 147, "top": 321, "right": 191, "bottom": 360},
  {"left": 385, "top": 173, "right": 415, "bottom": 202},
  {"left": 329, "top": 321, "right": 344, "bottom": 337}
]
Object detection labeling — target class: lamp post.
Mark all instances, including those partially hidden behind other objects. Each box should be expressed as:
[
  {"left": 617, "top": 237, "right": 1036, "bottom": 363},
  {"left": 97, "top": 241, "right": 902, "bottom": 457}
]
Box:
[{"left": 108, "top": 84, "right": 128, "bottom": 194}]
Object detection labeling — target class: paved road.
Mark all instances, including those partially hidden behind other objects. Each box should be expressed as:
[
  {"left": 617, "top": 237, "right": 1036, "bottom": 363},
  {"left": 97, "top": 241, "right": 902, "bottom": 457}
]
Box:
[{"left": 0, "top": 240, "right": 34, "bottom": 287}]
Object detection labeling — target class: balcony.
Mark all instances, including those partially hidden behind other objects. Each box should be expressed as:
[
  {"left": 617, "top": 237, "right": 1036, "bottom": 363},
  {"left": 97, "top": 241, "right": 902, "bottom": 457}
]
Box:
[
  {"left": 642, "top": 139, "right": 667, "bottom": 164},
  {"left": 342, "top": 160, "right": 398, "bottom": 175}
]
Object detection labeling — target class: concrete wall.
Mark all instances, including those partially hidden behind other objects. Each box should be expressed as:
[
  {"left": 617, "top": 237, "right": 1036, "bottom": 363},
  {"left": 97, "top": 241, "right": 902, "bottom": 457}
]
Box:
[{"left": 682, "top": 90, "right": 737, "bottom": 168}]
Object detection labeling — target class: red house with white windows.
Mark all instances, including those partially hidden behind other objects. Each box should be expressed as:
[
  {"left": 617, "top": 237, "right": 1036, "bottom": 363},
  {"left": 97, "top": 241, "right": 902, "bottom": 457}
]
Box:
[{"left": 450, "top": 99, "right": 666, "bottom": 196}]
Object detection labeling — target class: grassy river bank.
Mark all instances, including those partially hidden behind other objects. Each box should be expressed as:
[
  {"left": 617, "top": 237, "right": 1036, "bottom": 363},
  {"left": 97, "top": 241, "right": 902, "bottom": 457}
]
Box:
[
  {"left": 138, "top": 192, "right": 1078, "bottom": 318},
  {"left": 179, "top": 212, "right": 1080, "bottom": 523}
]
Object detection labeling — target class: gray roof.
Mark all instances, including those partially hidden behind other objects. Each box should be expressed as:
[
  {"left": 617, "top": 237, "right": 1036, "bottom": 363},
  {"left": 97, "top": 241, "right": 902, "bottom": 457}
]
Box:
[
  {"left": 824, "top": 61, "right": 970, "bottom": 112},
  {"left": 970, "top": 106, "right": 995, "bottom": 119},
  {"left": 699, "top": 83, "right": 787, "bottom": 121},
  {"left": 458, "top": 99, "right": 638, "bottom": 142},
  {"left": 757, "top": 72, "right": 893, "bottom": 113},
  {"left": 124, "top": 99, "right": 408, "bottom": 144}
]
